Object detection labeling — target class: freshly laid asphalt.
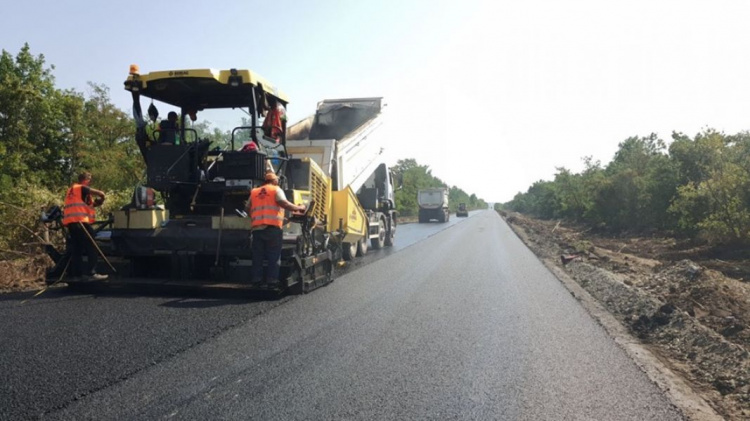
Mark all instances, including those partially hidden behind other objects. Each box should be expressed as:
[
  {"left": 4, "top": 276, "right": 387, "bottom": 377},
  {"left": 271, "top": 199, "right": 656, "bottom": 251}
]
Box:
[{"left": 1, "top": 210, "right": 684, "bottom": 420}]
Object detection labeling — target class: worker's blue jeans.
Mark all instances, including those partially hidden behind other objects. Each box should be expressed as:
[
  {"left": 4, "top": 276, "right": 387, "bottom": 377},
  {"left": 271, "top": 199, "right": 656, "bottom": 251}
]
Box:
[{"left": 251, "top": 226, "right": 283, "bottom": 283}]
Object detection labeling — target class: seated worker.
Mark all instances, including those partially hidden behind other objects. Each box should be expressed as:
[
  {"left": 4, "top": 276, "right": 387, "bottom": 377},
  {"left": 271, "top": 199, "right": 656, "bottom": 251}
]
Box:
[
  {"left": 157, "top": 111, "right": 180, "bottom": 145},
  {"left": 261, "top": 98, "right": 286, "bottom": 143}
]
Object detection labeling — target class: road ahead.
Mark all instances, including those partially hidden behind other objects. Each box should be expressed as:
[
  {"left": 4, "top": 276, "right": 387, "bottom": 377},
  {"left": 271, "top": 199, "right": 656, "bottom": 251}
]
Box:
[{"left": 1, "top": 210, "right": 683, "bottom": 420}]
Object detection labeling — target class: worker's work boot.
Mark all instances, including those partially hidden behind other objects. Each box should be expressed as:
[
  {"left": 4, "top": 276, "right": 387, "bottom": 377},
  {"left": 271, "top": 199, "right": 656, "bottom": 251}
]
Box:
[{"left": 87, "top": 273, "right": 109, "bottom": 281}]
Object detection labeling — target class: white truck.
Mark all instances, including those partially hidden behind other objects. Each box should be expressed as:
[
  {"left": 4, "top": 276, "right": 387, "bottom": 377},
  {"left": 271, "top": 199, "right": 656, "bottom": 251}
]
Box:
[
  {"left": 286, "top": 98, "right": 397, "bottom": 260},
  {"left": 418, "top": 187, "right": 450, "bottom": 223}
]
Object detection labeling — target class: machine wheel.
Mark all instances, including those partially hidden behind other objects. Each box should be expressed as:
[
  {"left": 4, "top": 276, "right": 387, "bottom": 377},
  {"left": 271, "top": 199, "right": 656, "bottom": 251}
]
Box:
[
  {"left": 287, "top": 266, "right": 305, "bottom": 295},
  {"left": 321, "top": 258, "right": 334, "bottom": 285},
  {"left": 384, "top": 218, "right": 395, "bottom": 247},
  {"left": 342, "top": 242, "right": 357, "bottom": 261},
  {"left": 371, "top": 219, "right": 386, "bottom": 249},
  {"left": 357, "top": 237, "right": 368, "bottom": 256}
]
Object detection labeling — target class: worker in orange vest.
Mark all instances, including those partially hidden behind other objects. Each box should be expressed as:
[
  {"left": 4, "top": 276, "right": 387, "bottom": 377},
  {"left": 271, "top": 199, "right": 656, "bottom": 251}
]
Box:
[
  {"left": 248, "top": 171, "right": 305, "bottom": 286},
  {"left": 63, "top": 171, "right": 108, "bottom": 281},
  {"left": 262, "top": 98, "right": 286, "bottom": 143}
]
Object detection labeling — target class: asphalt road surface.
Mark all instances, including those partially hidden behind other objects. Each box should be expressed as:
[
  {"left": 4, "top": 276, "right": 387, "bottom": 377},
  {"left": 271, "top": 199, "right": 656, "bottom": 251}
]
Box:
[{"left": 1, "top": 210, "right": 684, "bottom": 420}]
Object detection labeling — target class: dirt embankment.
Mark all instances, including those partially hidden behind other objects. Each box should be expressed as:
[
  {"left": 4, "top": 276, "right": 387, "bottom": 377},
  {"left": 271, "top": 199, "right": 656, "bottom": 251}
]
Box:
[
  {"left": 0, "top": 254, "right": 53, "bottom": 294},
  {"left": 501, "top": 210, "right": 749, "bottom": 420}
]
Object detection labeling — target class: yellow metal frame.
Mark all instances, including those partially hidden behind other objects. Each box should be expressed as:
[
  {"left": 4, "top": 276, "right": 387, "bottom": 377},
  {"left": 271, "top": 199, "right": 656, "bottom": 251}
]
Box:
[
  {"left": 284, "top": 156, "right": 366, "bottom": 243},
  {"left": 330, "top": 187, "right": 367, "bottom": 243},
  {"left": 211, "top": 215, "right": 252, "bottom": 231},
  {"left": 113, "top": 209, "right": 168, "bottom": 230},
  {"left": 125, "top": 67, "right": 289, "bottom": 103}
]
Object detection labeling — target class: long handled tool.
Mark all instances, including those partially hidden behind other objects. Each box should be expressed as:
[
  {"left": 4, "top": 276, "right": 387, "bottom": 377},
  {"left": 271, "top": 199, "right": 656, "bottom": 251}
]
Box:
[
  {"left": 20, "top": 258, "right": 70, "bottom": 304},
  {"left": 79, "top": 222, "right": 117, "bottom": 273}
]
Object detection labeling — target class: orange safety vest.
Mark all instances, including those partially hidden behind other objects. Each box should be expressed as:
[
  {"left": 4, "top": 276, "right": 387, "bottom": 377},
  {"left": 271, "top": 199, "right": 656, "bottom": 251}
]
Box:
[
  {"left": 262, "top": 104, "right": 286, "bottom": 142},
  {"left": 63, "top": 184, "right": 96, "bottom": 226},
  {"left": 250, "top": 184, "right": 285, "bottom": 228}
]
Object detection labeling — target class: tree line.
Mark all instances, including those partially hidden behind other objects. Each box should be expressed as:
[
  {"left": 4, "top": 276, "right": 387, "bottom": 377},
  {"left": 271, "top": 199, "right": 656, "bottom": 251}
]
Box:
[
  {"left": 389, "top": 158, "right": 488, "bottom": 216},
  {"left": 0, "top": 44, "right": 487, "bottom": 256},
  {"left": 504, "top": 130, "right": 750, "bottom": 245},
  {"left": 0, "top": 44, "right": 146, "bottom": 256}
]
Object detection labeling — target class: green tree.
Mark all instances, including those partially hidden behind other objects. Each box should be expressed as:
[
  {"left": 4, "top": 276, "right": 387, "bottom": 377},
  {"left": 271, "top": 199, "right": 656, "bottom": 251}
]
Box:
[
  {"left": 506, "top": 134, "right": 678, "bottom": 232},
  {"left": 505, "top": 128, "right": 750, "bottom": 244},
  {"left": 189, "top": 120, "right": 232, "bottom": 150},
  {"left": 0, "top": 45, "right": 145, "bottom": 253},
  {"left": 80, "top": 83, "right": 142, "bottom": 191},
  {"left": 506, "top": 180, "right": 559, "bottom": 219},
  {"left": 593, "top": 134, "right": 677, "bottom": 231},
  {"left": 669, "top": 130, "right": 750, "bottom": 243},
  {"left": 0, "top": 44, "right": 71, "bottom": 253},
  {"left": 0, "top": 43, "right": 63, "bottom": 189},
  {"left": 553, "top": 167, "right": 590, "bottom": 220}
]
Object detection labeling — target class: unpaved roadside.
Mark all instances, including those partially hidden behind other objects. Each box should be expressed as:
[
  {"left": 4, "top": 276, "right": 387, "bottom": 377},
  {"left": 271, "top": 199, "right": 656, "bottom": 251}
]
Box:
[
  {"left": 500, "top": 210, "right": 749, "bottom": 421},
  {"left": 0, "top": 254, "right": 51, "bottom": 294}
]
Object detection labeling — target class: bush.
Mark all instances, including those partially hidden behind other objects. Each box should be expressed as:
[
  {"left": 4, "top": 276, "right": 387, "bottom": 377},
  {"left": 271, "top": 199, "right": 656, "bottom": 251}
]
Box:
[
  {"left": 0, "top": 181, "right": 64, "bottom": 257},
  {"left": 0, "top": 183, "right": 138, "bottom": 259}
]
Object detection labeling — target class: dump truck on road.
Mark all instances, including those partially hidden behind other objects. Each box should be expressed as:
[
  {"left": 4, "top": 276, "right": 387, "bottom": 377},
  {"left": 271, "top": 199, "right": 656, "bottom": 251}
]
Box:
[
  {"left": 417, "top": 187, "right": 449, "bottom": 223},
  {"left": 456, "top": 203, "right": 468, "bottom": 217},
  {"left": 286, "top": 98, "right": 398, "bottom": 260}
]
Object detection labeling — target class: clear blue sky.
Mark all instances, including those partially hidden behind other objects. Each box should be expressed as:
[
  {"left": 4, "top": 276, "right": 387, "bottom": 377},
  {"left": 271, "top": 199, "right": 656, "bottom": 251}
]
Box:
[{"left": 3, "top": 0, "right": 750, "bottom": 203}]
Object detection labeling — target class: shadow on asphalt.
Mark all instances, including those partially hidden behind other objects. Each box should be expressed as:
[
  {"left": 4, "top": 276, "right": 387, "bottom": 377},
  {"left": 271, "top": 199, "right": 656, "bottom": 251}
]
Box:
[
  {"left": 0, "top": 283, "right": 282, "bottom": 310},
  {"left": 158, "top": 297, "right": 257, "bottom": 309}
]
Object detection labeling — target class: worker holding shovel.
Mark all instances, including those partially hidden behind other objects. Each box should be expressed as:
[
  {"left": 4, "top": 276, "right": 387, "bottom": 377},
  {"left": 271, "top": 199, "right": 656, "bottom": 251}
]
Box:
[{"left": 62, "top": 171, "right": 108, "bottom": 281}]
